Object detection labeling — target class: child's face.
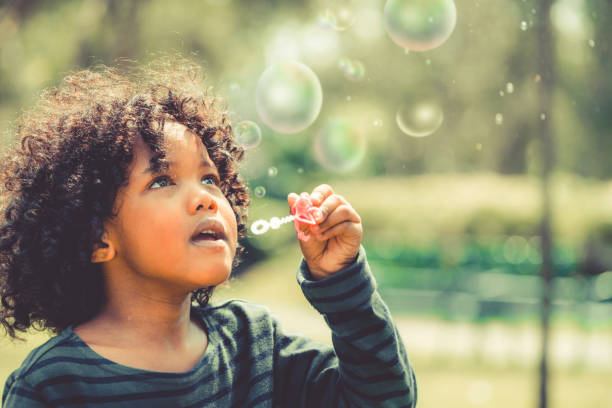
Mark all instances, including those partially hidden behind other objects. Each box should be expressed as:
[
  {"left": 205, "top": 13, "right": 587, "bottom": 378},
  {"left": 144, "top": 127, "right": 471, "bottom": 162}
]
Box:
[{"left": 101, "top": 122, "right": 238, "bottom": 293}]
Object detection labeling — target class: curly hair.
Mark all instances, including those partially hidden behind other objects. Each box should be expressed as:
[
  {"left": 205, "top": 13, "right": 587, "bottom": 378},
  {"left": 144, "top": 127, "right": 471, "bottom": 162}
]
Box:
[{"left": 0, "top": 57, "right": 250, "bottom": 340}]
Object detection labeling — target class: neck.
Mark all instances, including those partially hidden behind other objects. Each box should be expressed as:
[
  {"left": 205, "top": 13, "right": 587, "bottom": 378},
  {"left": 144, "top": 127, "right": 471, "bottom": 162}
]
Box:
[{"left": 80, "top": 273, "right": 202, "bottom": 352}]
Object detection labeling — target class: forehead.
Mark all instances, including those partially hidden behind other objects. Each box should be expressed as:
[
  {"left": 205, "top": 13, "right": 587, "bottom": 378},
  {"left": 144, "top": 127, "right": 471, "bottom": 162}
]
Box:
[{"left": 131, "top": 122, "right": 214, "bottom": 172}]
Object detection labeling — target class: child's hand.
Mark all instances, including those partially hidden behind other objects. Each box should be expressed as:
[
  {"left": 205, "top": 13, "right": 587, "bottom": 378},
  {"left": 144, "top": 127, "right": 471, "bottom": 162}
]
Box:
[{"left": 288, "top": 184, "right": 362, "bottom": 281}]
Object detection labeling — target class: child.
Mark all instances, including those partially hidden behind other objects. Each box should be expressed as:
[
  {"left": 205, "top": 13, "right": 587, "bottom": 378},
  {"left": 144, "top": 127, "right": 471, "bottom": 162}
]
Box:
[{"left": 0, "top": 57, "right": 417, "bottom": 407}]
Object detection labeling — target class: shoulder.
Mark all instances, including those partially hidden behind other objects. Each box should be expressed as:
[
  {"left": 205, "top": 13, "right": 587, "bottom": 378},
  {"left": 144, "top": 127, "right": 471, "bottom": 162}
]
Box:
[
  {"left": 193, "top": 299, "right": 281, "bottom": 345},
  {"left": 4, "top": 329, "right": 89, "bottom": 390},
  {"left": 195, "top": 299, "right": 277, "bottom": 330}
]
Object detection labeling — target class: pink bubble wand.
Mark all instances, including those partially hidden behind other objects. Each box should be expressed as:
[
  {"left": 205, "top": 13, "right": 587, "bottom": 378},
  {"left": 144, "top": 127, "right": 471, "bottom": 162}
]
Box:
[{"left": 249, "top": 193, "right": 322, "bottom": 241}]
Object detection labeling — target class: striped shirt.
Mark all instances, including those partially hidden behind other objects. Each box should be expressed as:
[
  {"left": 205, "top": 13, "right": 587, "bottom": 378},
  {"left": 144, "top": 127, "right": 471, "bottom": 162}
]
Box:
[{"left": 2, "top": 247, "right": 417, "bottom": 407}]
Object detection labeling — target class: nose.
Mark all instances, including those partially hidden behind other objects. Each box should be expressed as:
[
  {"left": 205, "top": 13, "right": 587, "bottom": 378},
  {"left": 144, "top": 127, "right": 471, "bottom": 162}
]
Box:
[{"left": 189, "top": 184, "right": 218, "bottom": 214}]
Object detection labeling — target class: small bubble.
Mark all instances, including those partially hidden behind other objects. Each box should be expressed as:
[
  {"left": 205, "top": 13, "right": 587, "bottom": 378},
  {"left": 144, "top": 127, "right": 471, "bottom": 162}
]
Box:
[
  {"left": 534, "top": 74, "right": 541, "bottom": 82},
  {"left": 495, "top": 113, "right": 504, "bottom": 125},
  {"left": 396, "top": 101, "right": 444, "bottom": 137},
  {"left": 506, "top": 82, "right": 514, "bottom": 93},
  {"left": 476, "top": 143, "right": 483, "bottom": 151},
  {"left": 337, "top": 58, "right": 365, "bottom": 82},
  {"left": 540, "top": 113, "right": 546, "bottom": 120},
  {"left": 318, "top": 5, "right": 356, "bottom": 31},
  {"left": 267, "top": 166, "right": 278, "bottom": 177},
  {"left": 373, "top": 119, "right": 383, "bottom": 127},
  {"left": 297, "top": 167, "right": 304, "bottom": 174},
  {"left": 531, "top": 8, "right": 536, "bottom": 14},
  {"left": 520, "top": 21, "right": 528, "bottom": 31},
  {"left": 425, "top": 59, "right": 432, "bottom": 66},
  {"left": 235, "top": 120, "right": 262, "bottom": 149},
  {"left": 346, "top": 95, "right": 352, "bottom": 101},
  {"left": 499, "top": 91, "right": 505, "bottom": 97},
  {"left": 588, "top": 39, "right": 595, "bottom": 48},
  {"left": 254, "top": 186, "right": 266, "bottom": 198}
]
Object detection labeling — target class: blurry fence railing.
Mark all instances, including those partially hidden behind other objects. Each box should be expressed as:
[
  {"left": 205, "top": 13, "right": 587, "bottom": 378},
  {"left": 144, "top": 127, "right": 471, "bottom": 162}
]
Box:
[{"left": 365, "top": 239, "right": 612, "bottom": 325}]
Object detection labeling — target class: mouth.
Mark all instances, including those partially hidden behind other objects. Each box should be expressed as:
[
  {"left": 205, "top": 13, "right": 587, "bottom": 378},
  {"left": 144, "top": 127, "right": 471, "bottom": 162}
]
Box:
[
  {"left": 191, "top": 230, "right": 223, "bottom": 242},
  {"left": 190, "top": 220, "right": 227, "bottom": 246}
]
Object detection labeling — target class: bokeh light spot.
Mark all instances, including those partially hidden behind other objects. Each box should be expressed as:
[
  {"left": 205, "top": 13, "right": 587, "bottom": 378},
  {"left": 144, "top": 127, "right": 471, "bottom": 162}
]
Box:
[
  {"left": 267, "top": 166, "right": 278, "bottom": 177},
  {"left": 495, "top": 113, "right": 504, "bottom": 125},
  {"left": 594, "top": 271, "right": 612, "bottom": 301}
]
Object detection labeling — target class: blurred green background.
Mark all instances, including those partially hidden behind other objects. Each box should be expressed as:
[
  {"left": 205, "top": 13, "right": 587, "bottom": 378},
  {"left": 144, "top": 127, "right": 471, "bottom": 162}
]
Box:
[{"left": 1, "top": 0, "right": 612, "bottom": 407}]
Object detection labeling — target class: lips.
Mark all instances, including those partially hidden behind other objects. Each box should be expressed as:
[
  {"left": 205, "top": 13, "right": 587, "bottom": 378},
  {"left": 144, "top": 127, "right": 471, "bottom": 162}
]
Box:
[{"left": 190, "top": 218, "right": 227, "bottom": 243}]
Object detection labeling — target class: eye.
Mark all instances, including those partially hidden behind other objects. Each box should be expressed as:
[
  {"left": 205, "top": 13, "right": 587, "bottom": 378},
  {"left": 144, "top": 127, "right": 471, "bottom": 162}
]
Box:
[
  {"left": 202, "top": 174, "right": 219, "bottom": 186},
  {"left": 149, "top": 175, "right": 172, "bottom": 190},
  {"left": 148, "top": 174, "right": 220, "bottom": 190}
]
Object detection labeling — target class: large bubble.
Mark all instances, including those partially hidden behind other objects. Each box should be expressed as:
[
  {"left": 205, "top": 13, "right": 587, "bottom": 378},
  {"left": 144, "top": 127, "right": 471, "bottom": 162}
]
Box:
[
  {"left": 255, "top": 60, "right": 323, "bottom": 134},
  {"left": 384, "top": 0, "right": 457, "bottom": 51},
  {"left": 314, "top": 118, "right": 366, "bottom": 172},
  {"left": 396, "top": 102, "right": 444, "bottom": 137},
  {"left": 234, "top": 120, "right": 262, "bottom": 149}
]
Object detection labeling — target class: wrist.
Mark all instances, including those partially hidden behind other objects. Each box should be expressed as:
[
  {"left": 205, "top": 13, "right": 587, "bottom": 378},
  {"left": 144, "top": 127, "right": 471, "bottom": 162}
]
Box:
[{"left": 306, "top": 253, "right": 359, "bottom": 281}]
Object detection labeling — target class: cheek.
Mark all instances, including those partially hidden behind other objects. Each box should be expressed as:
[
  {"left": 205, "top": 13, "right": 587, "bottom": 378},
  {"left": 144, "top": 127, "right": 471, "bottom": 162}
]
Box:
[{"left": 221, "top": 204, "right": 239, "bottom": 243}]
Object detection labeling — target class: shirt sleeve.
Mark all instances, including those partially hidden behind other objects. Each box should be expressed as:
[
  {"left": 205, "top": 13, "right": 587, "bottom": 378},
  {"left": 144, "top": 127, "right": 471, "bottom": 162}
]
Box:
[
  {"left": 2, "top": 373, "right": 48, "bottom": 408},
  {"left": 273, "top": 246, "right": 417, "bottom": 408}
]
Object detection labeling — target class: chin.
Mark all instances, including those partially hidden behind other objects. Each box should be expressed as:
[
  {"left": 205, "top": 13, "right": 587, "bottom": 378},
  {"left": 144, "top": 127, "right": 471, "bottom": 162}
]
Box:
[{"left": 199, "top": 263, "right": 232, "bottom": 286}]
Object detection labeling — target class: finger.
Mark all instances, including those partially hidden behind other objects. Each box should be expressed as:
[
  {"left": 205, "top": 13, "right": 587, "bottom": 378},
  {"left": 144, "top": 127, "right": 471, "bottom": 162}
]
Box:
[
  {"left": 287, "top": 192, "right": 300, "bottom": 212},
  {"left": 314, "top": 220, "right": 361, "bottom": 241},
  {"left": 314, "top": 194, "right": 348, "bottom": 225},
  {"left": 312, "top": 203, "right": 360, "bottom": 234},
  {"left": 310, "top": 184, "right": 334, "bottom": 207}
]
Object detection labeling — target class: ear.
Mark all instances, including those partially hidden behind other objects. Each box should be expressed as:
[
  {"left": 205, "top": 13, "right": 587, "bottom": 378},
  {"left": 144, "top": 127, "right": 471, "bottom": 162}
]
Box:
[{"left": 90, "top": 232, "right": 116, "bottom": 263}]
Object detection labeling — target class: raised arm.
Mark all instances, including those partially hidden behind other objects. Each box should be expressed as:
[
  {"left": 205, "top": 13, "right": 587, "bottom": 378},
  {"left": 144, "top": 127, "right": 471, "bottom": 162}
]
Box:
[{"left": 273, "top": 247, "right": 417, "bottom": 407}]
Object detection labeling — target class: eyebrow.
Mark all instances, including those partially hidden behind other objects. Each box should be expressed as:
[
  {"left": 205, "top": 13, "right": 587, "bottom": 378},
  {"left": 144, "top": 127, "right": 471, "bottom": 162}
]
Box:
[{"left": 142, "top": 160, "right": 216, "bottom": 176}]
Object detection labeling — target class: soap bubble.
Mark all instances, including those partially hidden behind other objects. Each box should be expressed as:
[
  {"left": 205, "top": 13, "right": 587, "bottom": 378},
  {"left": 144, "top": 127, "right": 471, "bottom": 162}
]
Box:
[
  {"left": 267, "top": 166, "right": 278, "bottom": 177},
  {"left": 495, "top": 113, "right": 504, "bottom": 125},
  {"left": 520, "top": 21, "right": 528, "bottom": 31},
  {"left": 234, "top": 120, "right": 262, "bottom": 149},
  {"left": 383, "top": 0, "right": 457, "bottom": 51},
  {"left": 314, "top": 118, "right": 366, "bottom": 172},
  {"left": 506, "top": 82, "right": 515, "bottom": 94},
  {"left": 337, "top": 58, "right": 366, "bottom": 81},
  {"left": 318, "top": 5, "right": 356, "bottom": 31},
  {"left": 396, "top": 102, "right": 444, "bottom": 137},
  {"left": 254, "top": 186, "right": 266, "bottom": 198},
  {"left": 255, "top": 60, "right": 323, "bottom": 134}
]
